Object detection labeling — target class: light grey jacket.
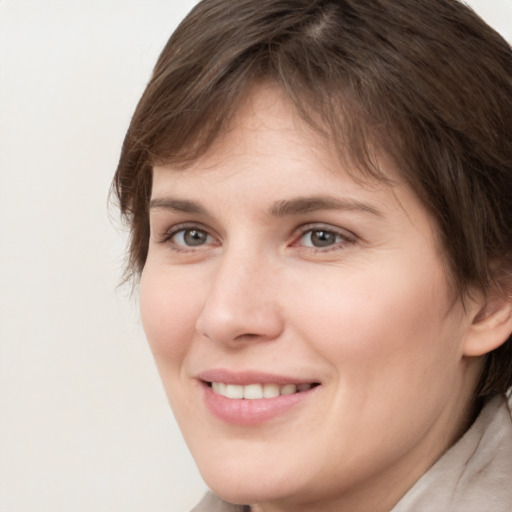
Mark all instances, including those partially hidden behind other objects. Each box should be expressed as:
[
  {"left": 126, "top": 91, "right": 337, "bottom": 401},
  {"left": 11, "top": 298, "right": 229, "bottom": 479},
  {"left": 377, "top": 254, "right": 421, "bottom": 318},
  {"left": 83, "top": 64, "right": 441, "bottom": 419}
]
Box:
[{"left": 192, "top": 391, "right": 512, "bottom": 512}]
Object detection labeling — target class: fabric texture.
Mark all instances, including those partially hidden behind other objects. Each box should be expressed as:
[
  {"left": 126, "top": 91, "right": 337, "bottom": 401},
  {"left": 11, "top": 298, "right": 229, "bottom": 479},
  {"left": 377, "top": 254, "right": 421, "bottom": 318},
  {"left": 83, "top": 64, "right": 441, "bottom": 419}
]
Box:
[
  {"left": 191, "top": 392, "right": 512, "bottom": 512},
  {"left": 392, "top": 392, "right": 512, "bottom": 512}
]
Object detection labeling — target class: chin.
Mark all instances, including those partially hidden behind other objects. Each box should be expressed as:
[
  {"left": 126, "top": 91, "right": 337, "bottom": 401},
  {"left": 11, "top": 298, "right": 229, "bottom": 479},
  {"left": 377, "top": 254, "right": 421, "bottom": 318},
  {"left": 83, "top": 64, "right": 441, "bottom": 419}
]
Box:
[{"left": 196, "top": 454, "right": 302, "bottom": 506}]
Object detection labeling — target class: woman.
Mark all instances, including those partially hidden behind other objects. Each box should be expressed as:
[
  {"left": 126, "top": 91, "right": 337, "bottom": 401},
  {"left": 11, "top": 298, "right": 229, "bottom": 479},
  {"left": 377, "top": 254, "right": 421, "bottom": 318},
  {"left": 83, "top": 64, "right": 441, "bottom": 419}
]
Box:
[{"left": 113, "top": 0, "right": 512, "bottom": 510}]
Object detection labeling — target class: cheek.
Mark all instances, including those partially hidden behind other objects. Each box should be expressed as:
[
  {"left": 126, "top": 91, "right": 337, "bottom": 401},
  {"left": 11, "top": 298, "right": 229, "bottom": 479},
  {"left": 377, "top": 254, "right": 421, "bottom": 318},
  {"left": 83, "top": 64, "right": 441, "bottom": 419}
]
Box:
[
  {"left": 139, "top": 266, "right": 200, "bottom": 364},
  {"left": 283, "top": 261, "right": 465, "bottom": 461},
  {"left": 139, "top": 266, "right": 210, "bottom": 432},
  {"left": 287, "top": 257, "right": 460, "bottom": 384}
]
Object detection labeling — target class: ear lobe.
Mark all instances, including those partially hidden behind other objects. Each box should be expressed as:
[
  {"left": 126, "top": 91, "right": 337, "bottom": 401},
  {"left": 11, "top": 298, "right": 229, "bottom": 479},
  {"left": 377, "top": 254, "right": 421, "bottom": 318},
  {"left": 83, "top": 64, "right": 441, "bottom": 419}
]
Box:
[{"left": 463, "top": 294, "right": 512, "bottom": 357}]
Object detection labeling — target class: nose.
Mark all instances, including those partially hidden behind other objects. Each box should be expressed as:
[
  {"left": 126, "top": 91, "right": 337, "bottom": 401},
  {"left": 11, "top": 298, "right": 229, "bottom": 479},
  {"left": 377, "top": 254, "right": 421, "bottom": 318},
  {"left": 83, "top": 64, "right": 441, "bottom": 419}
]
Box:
[{"left": 195, "top": 251, "right": 284, "bottom": 347}]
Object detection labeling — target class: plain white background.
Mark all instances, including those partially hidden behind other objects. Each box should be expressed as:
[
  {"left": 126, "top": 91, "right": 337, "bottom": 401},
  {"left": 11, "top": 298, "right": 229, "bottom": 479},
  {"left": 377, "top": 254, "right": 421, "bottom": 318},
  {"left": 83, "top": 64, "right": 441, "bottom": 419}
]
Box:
[{"left": 0, "top": 1, "right": 510, "bottom": 511}]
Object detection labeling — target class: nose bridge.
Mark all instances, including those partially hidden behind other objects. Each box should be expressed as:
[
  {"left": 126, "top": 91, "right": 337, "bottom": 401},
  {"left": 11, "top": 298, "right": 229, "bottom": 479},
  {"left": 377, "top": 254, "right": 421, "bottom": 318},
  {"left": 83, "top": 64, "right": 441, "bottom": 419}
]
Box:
[{"left": 195, "top": 244, "right": 282, "bottom": 345}]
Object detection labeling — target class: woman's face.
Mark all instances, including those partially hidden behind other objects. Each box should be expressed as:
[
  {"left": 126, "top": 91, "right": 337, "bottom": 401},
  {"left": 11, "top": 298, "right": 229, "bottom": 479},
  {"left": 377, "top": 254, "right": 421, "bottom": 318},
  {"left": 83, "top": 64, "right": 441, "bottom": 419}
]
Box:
[{"left": 140, "top": 84, "right": 481, "bottom": 511}]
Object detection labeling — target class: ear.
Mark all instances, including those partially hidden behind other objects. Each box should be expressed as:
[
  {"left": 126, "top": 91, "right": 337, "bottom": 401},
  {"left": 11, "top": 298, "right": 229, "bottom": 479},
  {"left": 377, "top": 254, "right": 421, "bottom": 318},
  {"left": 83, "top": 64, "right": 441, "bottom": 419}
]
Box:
[{"left": 463, "top": 291, "right": 512, "bottom": 357}]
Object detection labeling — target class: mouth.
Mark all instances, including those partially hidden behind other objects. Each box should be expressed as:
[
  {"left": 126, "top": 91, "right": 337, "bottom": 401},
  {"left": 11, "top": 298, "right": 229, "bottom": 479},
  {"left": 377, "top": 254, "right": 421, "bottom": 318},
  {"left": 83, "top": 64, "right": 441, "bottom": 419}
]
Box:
[
  {"left": 197, "top": 370, "right": 321, "bottom": 424},
  {"left": 206, "top": 381, "right": 319, "bottom": 399}
]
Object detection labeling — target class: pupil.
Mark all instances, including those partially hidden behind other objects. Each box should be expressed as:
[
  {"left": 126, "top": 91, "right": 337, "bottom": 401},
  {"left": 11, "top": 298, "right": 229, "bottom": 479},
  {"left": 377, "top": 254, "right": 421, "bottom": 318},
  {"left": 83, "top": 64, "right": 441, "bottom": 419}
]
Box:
[
  {"left": 184, "top": 229, "right": 207, "bottom": 246},
  {"left": 311, "top": 230, "right": 335, "bottom": 247}
]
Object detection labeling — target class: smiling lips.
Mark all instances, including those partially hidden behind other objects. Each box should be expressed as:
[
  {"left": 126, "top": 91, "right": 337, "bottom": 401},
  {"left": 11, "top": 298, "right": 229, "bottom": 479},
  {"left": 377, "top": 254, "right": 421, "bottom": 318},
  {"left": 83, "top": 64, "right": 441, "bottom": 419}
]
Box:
[
  {"left": 210, "top": 382, "right": 316, "bottom": 399},
  {"left": 200, "top": 374, "right": 320, "bottom": 424}
]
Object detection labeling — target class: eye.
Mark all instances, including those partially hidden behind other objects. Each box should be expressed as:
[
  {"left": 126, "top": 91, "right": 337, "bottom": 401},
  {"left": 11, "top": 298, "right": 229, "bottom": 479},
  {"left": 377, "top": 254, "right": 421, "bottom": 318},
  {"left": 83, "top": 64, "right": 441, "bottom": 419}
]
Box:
[
  {"left": 301, "top": 229, "right": 340, "bottom": 248},
  {"left": 167, "top": 227, "right": 216, "bottom": 248},
  {"left": 296, "top": 226, "right": 353, "bottom": 250}
]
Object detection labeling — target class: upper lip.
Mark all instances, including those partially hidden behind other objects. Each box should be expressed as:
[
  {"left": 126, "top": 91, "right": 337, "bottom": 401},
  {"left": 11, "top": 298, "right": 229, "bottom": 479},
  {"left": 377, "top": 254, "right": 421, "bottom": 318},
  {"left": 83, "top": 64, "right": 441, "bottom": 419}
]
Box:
[{"left": 197, "top": 369, "right": 320, "bottom": 386}]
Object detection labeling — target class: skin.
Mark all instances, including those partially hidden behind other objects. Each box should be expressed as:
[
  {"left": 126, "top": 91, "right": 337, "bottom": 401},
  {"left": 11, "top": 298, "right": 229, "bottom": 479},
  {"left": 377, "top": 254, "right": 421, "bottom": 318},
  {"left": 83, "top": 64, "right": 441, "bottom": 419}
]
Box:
[{"left": 140, "top": 83, "right": 488, "bottom": 512}]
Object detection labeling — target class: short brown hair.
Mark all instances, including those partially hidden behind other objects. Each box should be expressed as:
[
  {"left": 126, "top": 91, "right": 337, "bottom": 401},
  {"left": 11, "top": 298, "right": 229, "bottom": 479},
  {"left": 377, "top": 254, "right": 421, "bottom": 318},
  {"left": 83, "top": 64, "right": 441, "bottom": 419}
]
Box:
[{"left": 113, "top": 0, "right": 512, "bottom": 395}]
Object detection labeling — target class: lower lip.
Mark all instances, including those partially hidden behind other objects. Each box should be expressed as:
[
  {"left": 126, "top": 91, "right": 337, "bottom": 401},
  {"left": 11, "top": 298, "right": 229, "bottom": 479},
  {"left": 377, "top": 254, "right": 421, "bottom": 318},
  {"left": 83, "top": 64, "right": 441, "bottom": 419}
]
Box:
[{"left": 202, "top": 383, "right": 317, "bottom": 425}]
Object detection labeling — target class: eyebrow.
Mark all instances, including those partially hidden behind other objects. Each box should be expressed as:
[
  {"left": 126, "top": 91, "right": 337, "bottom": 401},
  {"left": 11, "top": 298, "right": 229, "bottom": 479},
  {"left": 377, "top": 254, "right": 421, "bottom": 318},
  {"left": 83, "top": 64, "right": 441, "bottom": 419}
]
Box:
[
  {"left": 149, "top": 198, "right": 209, "bottom": 216},
  {"left": 149, "top": 195, "right": 383, "bottom": 218},
  {"left": 269, "top": 196, "right": 383, "bottom": 218}
]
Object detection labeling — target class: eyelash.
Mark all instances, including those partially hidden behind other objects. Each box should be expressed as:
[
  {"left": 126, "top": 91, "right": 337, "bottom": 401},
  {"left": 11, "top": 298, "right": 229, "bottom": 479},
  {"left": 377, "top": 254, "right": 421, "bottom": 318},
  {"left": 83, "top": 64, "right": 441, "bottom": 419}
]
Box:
[
  {"left": 293, "top": 224, "right": 356, "bottom": 252},
  {"left": 157, "top": 223, "right": 356, "bottom": 253},
  {"left": 158, "top": 223, "right": 217, "bottom": 252}
]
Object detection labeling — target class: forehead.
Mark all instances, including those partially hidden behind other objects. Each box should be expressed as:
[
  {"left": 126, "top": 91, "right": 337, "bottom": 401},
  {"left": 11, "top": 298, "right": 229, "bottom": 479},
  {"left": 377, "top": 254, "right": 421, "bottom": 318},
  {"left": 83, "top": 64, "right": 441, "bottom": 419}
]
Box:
[
  {"left": 156, "top": 84, "right": 381, "bottom": 180},
  {"left": 152, "top": 82, "right": 401, "bottom": 209},
  {"left": 192, "top": 82, "right": 326, "bottom": 175}
]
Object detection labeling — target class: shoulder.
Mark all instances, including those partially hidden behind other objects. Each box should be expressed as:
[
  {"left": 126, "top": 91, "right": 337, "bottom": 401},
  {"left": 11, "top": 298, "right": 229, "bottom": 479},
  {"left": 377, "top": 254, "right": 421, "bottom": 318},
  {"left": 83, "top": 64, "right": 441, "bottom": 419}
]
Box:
[{"left": 393, "top": 392, "right": 512, "bottom": 512}]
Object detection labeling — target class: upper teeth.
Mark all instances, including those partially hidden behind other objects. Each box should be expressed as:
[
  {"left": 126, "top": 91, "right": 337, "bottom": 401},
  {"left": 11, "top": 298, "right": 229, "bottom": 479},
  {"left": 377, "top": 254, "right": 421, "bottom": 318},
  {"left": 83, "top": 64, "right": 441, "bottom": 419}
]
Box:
[{"left": 211, "top": 382, "right": 314, "bottom": 399}]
